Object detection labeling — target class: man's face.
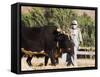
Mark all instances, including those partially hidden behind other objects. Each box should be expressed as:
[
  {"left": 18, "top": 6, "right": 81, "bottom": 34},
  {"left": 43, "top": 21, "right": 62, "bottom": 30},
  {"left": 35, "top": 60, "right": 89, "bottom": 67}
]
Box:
[{"left": 72, "top": 24, "right": 78, "bottom": 29}]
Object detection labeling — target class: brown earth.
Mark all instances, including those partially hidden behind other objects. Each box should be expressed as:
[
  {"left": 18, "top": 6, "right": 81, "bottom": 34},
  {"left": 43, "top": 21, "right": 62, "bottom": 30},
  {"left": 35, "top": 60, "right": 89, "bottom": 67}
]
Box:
[{"left": 21, "top": 57, "right": 95, "bottom": 71}]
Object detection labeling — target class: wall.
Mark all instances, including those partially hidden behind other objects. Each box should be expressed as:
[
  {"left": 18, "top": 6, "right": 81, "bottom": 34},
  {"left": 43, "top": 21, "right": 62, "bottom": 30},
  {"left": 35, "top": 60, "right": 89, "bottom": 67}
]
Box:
[{"left": 0, "top": 0, "right": 99, "bottom": 77}]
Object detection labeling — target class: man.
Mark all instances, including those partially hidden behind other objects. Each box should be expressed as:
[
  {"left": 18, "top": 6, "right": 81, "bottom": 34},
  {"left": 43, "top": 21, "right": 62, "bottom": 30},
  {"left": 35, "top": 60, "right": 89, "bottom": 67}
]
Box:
[{"left": 66, "top": 20, "right": 83, "bottom": 66}]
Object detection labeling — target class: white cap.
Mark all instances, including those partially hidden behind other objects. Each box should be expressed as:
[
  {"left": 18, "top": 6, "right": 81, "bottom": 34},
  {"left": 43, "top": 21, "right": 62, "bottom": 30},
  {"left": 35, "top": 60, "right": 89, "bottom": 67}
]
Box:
[{"left": 71, "top": 20, "right": 78, "bottom": 25}]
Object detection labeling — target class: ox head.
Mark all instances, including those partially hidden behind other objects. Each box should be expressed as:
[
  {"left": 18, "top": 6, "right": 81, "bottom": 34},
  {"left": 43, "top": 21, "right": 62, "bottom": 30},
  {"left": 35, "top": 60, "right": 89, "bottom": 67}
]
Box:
[{"left": 55, "top": 28, "right": 74, "bottom": 57}]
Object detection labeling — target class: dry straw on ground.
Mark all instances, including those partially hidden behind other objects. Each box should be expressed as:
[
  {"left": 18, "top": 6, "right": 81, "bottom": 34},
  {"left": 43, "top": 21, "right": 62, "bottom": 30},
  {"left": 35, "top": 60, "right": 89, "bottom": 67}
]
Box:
[{"left": 21, "top": 57, "right": 95, "bottom": 71}]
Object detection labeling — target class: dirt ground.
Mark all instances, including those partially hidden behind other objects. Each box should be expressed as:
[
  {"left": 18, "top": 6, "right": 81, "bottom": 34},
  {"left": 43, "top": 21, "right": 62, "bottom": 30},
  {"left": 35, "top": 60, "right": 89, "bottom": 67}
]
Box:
[{"left": 21, "top": 56, "right": 95, "bottom": 71}]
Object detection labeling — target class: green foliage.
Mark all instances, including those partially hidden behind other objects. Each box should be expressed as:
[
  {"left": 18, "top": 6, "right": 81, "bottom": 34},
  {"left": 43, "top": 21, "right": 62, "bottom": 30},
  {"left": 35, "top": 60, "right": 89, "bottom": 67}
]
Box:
[
  {"left": 77, "top": 13, "right": 95, "bottom": 47},
  {"left": 21, "top": 7, "right": 95, "bottom": 47}
]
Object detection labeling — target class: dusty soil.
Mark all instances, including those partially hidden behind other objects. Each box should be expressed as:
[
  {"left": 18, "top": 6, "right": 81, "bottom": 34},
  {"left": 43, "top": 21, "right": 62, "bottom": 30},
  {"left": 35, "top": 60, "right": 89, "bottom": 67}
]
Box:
[{"left": 21, "top": 57, "right": 95, "bottom": 71}]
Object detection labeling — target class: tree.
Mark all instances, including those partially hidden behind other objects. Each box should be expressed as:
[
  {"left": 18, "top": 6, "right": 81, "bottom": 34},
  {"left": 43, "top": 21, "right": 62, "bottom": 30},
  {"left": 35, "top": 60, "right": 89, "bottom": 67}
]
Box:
[{"left": 21, "top": 7, "right": 95, "bottom": 47}]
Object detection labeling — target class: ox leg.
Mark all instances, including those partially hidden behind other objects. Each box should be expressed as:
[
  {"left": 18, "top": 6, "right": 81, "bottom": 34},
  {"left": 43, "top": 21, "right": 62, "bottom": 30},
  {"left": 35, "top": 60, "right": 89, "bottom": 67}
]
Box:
[
  {"left": 26, "top": 57, "right": 32, "bottom": 66},
  {"left": 55, "top": 48, "right": 59, "bottom": 64},
  {"left": 50, "top": 57, "right": 56, "bottom": 66},
  {"left": 55, "top": 58, "right": 59, "bottom": 64},
  {"left": 50, "top": 50, "right": 56, "bottom": 66},
  {"left": 45, "top": 56, "right": 49, "bottom": 66}
]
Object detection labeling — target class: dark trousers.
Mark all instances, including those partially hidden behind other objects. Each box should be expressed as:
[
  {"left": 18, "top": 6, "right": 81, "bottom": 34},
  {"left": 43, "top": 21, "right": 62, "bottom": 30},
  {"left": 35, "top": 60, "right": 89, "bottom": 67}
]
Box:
[{"left": 66, "top": 53, "right": 74, "bottom": 66}]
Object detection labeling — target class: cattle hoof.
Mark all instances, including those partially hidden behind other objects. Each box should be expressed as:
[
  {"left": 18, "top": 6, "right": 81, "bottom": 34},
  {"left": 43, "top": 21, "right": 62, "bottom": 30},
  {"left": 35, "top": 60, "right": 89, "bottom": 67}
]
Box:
[
  {"left": 28, "top": 63, "right": 32, "bottom": 66},
  {"left": 67, "top": 63, "right": 71, "bottom": 66},
  {"left": 52, "top": 64, "right": 56, "bottom": 66},
  {"left": 44, "top": 64, "right": 47, "bottom": 66},
  {"left": 38, "top": 63, "right": 43, "bottom": 66},
  {"left": 50, "top": 63, "right": 56, "bottom": 66},
  {"left": 27, "top": 61, "right": 32, "bottom": 66}
]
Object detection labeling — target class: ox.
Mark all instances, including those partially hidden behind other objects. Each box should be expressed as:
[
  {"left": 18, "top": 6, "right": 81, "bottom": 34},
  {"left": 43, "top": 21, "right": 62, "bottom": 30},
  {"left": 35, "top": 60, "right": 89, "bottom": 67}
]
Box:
[
  {"left": 21, "top": 23, "right": 61, "bottom": 66},
  {"left": 21, "top": 22, "right": 74, "bottom": 66}
]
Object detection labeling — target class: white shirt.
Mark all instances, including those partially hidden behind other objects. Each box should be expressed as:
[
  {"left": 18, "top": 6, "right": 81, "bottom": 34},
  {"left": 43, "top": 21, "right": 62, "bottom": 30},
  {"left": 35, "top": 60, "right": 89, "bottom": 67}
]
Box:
[{"left": 70, "top": 28, "right": 82, "bottom": 47}]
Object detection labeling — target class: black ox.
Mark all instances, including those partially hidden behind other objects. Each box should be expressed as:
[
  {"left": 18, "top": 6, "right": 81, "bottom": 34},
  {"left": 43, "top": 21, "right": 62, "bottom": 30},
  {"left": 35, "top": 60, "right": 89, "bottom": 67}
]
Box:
[{"left": 21, "top": 24, "right": 74, "bottom": 66}]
